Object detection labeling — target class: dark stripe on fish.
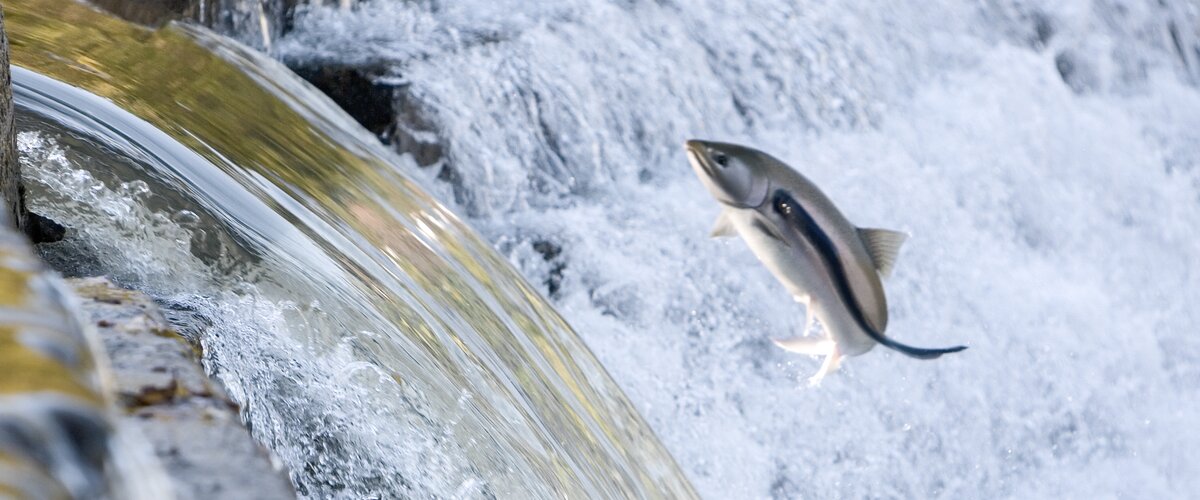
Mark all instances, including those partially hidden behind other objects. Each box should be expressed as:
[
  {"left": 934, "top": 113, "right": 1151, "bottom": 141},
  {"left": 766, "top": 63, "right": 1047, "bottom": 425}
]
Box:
[{"left": 770, "top": 190, "right": 966, "bottom": 359}]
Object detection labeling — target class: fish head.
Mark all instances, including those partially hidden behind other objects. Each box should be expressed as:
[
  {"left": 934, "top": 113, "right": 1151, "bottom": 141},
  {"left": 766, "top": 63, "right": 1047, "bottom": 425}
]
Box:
[{"left": 685, "top": 139, "right": 771, "bottom": 209}]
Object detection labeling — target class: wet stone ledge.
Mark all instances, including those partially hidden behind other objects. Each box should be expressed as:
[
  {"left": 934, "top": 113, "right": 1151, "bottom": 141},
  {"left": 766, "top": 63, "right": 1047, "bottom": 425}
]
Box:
[
  {"left": 0, "top": 230, "right": 111, "bottom": 499},
  {"left": 68, "top": 277, "right": 295, "bottom": 500}
]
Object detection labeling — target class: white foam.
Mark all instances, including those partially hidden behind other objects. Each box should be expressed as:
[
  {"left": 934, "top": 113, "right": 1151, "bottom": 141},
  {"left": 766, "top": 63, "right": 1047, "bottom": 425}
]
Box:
[{"left": 282, "top": 1, "right": 1200, "bottom": 497}]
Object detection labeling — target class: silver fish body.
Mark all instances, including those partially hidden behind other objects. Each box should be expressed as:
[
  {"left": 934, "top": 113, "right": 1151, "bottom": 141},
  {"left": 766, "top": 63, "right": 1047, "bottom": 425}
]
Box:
[
  {"left": 686, "top": 139, "right": 965, "bottom": 383},
  {"left": 723, "top": 206, "right": 877, "bottom": 356}
]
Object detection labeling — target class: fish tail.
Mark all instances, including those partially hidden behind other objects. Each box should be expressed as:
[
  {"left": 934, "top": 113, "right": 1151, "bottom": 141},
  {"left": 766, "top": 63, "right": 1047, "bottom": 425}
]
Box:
[{"left": 861, "top": 328, "right": 968, "bottom": 360}]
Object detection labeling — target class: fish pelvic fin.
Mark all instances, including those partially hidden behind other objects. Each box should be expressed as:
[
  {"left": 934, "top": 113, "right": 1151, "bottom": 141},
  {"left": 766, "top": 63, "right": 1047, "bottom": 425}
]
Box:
[
  {"left": 710, "top": 210, "right": 736, "bottom": 238},
  {"left": 808, "top": 345, "right": 842, "bottom": 387}
]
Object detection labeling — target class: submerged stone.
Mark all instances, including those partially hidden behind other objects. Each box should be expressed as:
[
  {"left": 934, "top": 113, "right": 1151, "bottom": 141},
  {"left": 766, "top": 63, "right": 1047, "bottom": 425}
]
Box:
[{"left": 70, "top": 277, "right": 296, "bottom": 500}]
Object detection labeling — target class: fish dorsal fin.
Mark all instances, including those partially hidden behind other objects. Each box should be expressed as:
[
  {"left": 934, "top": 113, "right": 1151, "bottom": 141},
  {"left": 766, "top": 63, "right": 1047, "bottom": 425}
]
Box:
[
  {"left": 857, "top": 227, "right": 908, "bottom": 278},
  {"left": 710, "top": 210, "right": 736, "bottom": 238}
]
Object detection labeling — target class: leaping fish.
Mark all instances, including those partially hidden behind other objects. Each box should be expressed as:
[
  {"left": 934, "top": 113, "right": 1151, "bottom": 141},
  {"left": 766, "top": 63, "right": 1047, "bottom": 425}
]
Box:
[{"left": 685, "top": 139, "right": 966, "bottom": 385}]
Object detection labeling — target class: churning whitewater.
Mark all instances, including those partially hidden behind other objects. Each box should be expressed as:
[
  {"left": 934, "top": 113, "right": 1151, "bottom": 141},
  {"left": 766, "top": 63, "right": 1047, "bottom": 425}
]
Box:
[{"left": 278, "top": 1, "right": 1200, "bottom": 497}]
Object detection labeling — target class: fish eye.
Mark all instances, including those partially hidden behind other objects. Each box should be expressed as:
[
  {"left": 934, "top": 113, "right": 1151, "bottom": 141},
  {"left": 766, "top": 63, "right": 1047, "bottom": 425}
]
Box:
[{"left": 713, "top": 152, "right": 729, "bottom": 167}]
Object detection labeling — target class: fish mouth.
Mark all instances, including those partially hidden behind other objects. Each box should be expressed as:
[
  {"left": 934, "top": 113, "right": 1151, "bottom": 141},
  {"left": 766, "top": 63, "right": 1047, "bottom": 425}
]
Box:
[
  {"left": 684, "top": 141, "right": 714, "bottom": 177},
  {"left": 685, "top": 148, "right": 706, "bottom": 172},
  {"left": 685, "top": 140, "right": 747, "bottom": 208}
]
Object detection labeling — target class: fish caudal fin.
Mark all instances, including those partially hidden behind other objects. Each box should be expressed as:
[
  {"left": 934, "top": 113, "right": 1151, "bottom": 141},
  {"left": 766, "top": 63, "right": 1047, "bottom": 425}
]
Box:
[{"left": 873, "top": 334, "right": 968, "bottom": 360}]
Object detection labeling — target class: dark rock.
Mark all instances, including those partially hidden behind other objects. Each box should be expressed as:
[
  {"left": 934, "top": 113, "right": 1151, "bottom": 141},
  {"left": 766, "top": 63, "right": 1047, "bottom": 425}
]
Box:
[
  {"left": 390, "top": 84, "right": 446, "bottom": 167},
  {"left": 291, "top": 64, "right": 395, "bottom": 135},
  {"left": 86, "top": 0, "right": 205, "bottom": 27},
  {"left": 85, "top": 0, "right": 301, "bottom": 50},
  {"left": 531, "top": 239, "right": 562, "bottom": 261},
  {"left": 288, "top": 62, "right": 448, "bottom": 169},
  {"left": 0, "top": 8, "right": 25, "bottom": 231},
  {"left": 532, "top": 239, "right": 566, "bottom": 298},
  {"left": 25, "top": 210, "right": 65, "bottom": 243}
]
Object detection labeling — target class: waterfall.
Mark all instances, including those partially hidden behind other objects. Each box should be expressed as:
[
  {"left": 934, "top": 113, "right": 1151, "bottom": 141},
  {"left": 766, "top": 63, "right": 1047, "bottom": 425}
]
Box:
[
  {"left": 5, "top": 0, "right": 695, "bottom": 497},
  {"left": 277, "top": 1, "right": 1200, "bottom": 497}
]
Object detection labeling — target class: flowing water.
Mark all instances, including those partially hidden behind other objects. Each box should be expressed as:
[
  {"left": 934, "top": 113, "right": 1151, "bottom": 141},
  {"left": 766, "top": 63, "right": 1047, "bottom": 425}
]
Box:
[
  {"left": 274, "top": 0, "right": 1200, "bottom": 498},
  {"left": 5, "top": 0, "right": 694, "bottom": 498}
]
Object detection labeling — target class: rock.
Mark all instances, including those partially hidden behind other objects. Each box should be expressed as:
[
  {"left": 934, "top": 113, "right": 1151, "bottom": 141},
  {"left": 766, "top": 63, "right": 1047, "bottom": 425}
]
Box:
[
  {"left": 531, "top": 239, "right": 566, "bottom": 298},
  {"left": 289, "top": 63, "right": 447, "bottom": 168},
  {"left": 25, "top": 211, "right": 66, "bottom": 243},
  {"left": 85, "top": 0, "right": 205, "bottom": 28},
  {"left": 69, "top": 277, "right": 296, "bottom": 500},
  {"left": 0, "top": 252, "right": 294, "bottom": 500},
  {"left": 290, "top": 64, "right": 395, "bottom": 136},
  {"left": 0, "top": 7, "right": 23, "bottom": 231},
  {"left": 0, "top": 12, "right": 116, "bottom": 496},
  {"left": 1, "top": 8, "right": 64, "bottom": 241},
  {"left": 85, "top": 0, "right": 300, "bottom": 51},
  {"left": 0, "top": 228, "right": 114, "bottom": 499},
  {"left": 388, "top": 83, "right": 446, "bottom": 168}
]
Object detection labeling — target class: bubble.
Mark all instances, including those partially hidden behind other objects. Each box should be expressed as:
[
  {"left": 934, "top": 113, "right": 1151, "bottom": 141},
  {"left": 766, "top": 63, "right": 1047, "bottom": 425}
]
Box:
[
  {"left": 118, "top": 180, "right": 151, "bottom": 198},
  {"left": 171, "top": 210, "right": 201, "bottom": 227}
]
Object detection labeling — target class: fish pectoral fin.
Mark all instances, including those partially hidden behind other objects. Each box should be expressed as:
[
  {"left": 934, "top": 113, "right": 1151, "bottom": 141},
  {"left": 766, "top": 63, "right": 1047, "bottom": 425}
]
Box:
[
  {"left": 772, "top": 336, "right": 834, "bottom": 356},
  {"left": 710, "top": 210, "right": 737, "bottom": 238},
  {"left": 857, "top": 227, "right": 908, "bottom": 278}
]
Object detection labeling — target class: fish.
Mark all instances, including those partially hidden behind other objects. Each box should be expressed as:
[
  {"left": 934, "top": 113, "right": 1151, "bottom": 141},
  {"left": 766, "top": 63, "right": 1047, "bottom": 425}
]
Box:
[{"left": 685, "top": 139, "right": 966, "bottom": 385}]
